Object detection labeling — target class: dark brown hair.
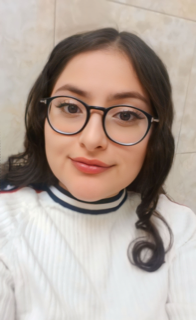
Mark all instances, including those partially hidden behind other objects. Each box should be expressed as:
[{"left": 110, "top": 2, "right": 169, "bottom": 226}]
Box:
[{"left": 1, "top": 28, "right": 175, "bottom": 272}]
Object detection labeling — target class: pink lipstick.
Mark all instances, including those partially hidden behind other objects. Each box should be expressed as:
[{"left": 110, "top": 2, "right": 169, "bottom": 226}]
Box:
[{"left": 70, "top": 157, "right": 112, "bottom": 174}]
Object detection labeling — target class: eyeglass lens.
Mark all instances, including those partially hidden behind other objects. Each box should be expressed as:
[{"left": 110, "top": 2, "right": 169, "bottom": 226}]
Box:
[{"left": 48, "top": 97, "right": 149, "bottom": 144}]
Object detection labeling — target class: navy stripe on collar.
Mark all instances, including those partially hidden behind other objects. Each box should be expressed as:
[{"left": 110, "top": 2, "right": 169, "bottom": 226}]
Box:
[
  {"left": 45, "top": 185, "right": 127, "bottom": 215},
  {"left": 55, "top": 184, "right": 125, "bottom": 204}
]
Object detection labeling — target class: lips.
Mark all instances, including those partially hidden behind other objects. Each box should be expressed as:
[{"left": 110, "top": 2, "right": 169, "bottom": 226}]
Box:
[
  {"left": 71, "top": 157, "right": 111, "bottom": 168},
  {"left": 70, "top": 157, "right": 112, "bottom": 174}
]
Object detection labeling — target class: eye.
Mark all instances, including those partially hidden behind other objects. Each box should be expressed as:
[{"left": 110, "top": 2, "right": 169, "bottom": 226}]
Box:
[
  {"left": 116, "top": 110, "right": 144, "bottom": 121},
  {"left": 55, "top": 102, "right": 83, "bottom": 114},
  {"left": 64, "top": 103, "right": 81, "bottom": 113},
  {"left": 119, "top": 111, "right": 132, "bottom": 121}
]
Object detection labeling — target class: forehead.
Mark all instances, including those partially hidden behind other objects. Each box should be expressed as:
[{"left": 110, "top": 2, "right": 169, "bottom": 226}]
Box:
[{"left": 51, "top": 49, "right": 149, "bottom": 105}]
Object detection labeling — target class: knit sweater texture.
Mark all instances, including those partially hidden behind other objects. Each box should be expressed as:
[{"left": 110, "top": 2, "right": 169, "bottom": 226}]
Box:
[{"left": 0, "top": 184, "right": 196, "bottom": 320}]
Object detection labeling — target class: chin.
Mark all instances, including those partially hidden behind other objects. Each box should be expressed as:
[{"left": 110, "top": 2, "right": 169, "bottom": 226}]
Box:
[
  {"left": 71, "top": 188, "right": 105, "bottom": 202},
  {"left": 59, "top": 177, "right": 120, "bottom": 202},
  {"left": 64, "top": 181, "right": 114, "bottom": 202}
]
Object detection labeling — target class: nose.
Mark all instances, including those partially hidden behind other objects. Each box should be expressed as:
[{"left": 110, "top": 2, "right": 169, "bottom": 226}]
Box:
[{"left": 78, "top": 111, "right": 108, "bottom": 152}]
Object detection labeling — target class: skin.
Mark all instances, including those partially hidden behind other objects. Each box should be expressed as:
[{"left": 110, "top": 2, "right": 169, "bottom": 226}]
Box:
[{"left": 44, "top": 49, "right": 153, "bottom": 201}]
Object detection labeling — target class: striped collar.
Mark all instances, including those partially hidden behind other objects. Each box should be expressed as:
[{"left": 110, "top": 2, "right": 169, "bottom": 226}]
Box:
[{"left": 45, "top": 184, "right": 127, "bottom": 215}]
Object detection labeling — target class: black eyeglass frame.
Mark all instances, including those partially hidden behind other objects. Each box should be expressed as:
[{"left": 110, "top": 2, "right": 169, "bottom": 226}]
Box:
[{"left": 40, "top": 95, "right": 159, "bottom": 146}]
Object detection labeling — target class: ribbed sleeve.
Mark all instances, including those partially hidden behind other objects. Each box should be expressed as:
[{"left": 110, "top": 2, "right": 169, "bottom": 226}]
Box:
[
  {"left": 166, "top": 235, "right": 196, "bottom": 319},
  {"left": 0, "top": 259, "right": 15, "bottom": 320}
]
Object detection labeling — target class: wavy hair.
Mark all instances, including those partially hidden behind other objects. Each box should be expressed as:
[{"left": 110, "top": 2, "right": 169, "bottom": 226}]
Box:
[{"left": 1, "top": 28, "right": 175, "bottom": 272}]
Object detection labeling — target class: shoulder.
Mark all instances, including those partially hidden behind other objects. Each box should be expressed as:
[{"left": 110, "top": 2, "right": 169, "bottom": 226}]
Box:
[
  {"left": 156, "top": 194, "right": 196, "bottom": 249},
  {"left": 0, "top": 184, "right": 45, "bottom": 247},
  {"left": 0, "top": 184, "right": 44, "bottom": 208}
]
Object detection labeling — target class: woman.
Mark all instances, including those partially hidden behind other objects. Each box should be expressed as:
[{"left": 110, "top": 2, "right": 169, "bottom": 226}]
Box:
[{"left": 0, "top": 28, "right": 196, "bottom": 320}]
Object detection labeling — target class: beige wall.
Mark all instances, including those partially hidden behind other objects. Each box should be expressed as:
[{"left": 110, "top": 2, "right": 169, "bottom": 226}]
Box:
[{"left": 1, "top": 0, "right": 196, "bottom": 211}]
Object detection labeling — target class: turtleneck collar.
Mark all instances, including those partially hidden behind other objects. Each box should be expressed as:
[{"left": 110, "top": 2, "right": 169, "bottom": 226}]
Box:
[{"left": 45, "top": 184, "right": 127, "bottom": 215}]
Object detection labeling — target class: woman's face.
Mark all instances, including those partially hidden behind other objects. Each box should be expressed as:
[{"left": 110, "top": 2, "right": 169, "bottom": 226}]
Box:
[{"left": 44, "top": 49, "right": 152, "bottom": 201}]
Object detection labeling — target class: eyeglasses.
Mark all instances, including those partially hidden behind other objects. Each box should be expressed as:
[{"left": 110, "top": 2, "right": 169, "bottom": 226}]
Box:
[{"left": 40, "top": 96, "right": 159, "bottom": 146}]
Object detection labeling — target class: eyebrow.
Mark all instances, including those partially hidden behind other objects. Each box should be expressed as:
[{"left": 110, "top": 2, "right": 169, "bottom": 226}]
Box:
[
  {"left": 111, "top": 91, "right": 149, "bottom": 105},
  {"left": 54, "top": 84, "right": 149, "bottom": 105},
  {"left": 55, "top": 84, "right": 90, "bottom": 98}
]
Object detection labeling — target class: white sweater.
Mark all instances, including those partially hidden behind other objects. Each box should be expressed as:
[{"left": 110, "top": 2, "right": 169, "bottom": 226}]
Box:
[{"left": 0, "top": 184, "right": 196, "bottom": 320}]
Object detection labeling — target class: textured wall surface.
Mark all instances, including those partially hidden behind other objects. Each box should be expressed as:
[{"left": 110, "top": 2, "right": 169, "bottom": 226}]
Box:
[{"left": 1, "top": 0, "right": 196, "bottom": 211}]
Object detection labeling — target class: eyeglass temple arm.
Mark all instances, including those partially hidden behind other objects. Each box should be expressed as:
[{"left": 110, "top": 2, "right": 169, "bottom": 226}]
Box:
[
  {"left": 40, "top": 99, "right": 47, "bottom": 104},
  {"left": 151, "top": 118, "right": 159, "bottom": 123}
]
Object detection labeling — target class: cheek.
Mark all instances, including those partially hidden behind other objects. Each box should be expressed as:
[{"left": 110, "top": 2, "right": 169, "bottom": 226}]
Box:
[
  {"left": 44, "top": 121, "right": 67, "bottom": 166},
  {"left": 119, "top": 137, "right": 149, "bottom": 181},
  {"left": 44, "top": 120, "right": 77, "bottom": 171},
  {"left": 44, "top": 121, "right": 57, "bottom": 158}
]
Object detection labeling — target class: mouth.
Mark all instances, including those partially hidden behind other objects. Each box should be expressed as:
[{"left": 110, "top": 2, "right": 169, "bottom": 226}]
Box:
[{"left": 69, "top": 157, "right": 113, "bottom": 174}]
